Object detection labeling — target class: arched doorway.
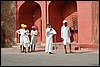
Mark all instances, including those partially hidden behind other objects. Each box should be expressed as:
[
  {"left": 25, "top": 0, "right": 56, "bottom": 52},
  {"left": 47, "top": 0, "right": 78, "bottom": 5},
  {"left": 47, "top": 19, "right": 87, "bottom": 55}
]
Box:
[
  {"left": 48, "top": 1, "right": 78, "bottom": 43},
  {"left": 18, "top": 1, "right": 42, "bottom": 42}
]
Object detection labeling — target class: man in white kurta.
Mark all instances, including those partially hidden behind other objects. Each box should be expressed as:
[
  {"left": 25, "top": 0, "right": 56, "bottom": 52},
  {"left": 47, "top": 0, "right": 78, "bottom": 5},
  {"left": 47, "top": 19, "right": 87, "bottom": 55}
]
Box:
[
  {"left": 30, "top": 26, "right": 38, "bottom": 52},
  {"left": 16, "top": 24, "right": 25, "bottom": 52},
  {"left": 45, "top": 24, "right": 57, "bottom": 54},
  {"left": 61, "top": 20, "right": 72, "bottom": 53}
]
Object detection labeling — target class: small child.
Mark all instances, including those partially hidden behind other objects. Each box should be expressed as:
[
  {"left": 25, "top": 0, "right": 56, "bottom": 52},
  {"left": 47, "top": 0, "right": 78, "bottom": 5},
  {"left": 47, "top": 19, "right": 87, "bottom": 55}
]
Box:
[{"left": 23, "top": 25, "right": 31, "bottom": 53}]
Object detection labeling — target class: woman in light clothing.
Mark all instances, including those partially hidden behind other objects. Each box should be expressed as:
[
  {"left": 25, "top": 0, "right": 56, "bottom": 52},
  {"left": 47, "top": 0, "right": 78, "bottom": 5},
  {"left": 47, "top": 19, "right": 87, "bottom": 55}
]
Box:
[
  {"left": 45, "top": 24, "right": 57, "bottom": 54},
  {"left": 61, "top": 20, "right": 72, "bottom": 53},
  {"left": 30, "top": 26, "right": 38, "bottom": 52}
]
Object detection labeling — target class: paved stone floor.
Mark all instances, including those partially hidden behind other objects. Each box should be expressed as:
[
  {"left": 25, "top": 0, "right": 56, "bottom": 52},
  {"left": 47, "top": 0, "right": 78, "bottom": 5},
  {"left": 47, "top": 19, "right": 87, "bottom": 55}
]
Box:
[{"left": 1, "top": 45, "right": 99, "bottom": 66}]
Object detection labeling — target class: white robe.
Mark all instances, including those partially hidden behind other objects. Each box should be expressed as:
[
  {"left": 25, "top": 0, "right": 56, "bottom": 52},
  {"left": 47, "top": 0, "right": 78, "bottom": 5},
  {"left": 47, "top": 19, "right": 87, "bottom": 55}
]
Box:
[
  {"left": 23, "top": 29, "right": 30, "bottom": 47},
  {"left": 30, "top": 30, "right": 38, "bottom": 45},
  {"left": 61, "top": 25, "right": 71, "bottom": 45},
  {"left": 45, "top": 28, "right": 57, "bottom": 52},
  {"left": 16, "top": 28, "right": 25, "bottom": 45}
]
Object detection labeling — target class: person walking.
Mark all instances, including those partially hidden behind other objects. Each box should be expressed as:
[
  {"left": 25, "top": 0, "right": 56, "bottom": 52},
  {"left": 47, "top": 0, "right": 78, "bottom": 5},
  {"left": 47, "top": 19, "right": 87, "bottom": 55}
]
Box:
[
  {"left": 16, "top": 24, "right": 25, "bottom": 53},
  {"left": 61, "top": 20, "right": 72, "bottom": 54},
  {"left": 30, "top": 25, "right": 38, "bottom": 52},
  {"left": 45, "top": 24, "right": 57, "bottom": 54}
]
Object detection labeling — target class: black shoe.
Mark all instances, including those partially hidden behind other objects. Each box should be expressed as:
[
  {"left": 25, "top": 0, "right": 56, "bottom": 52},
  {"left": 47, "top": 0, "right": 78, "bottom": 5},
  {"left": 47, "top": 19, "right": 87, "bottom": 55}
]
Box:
[
  {"left": 49, "top": 52, "right": 53, "bottom": 54},
  {"left": 65, "top": 51, "right": 68, "bottom": 54},
  {"left": 25, "top": 51, "right": 27, "bottom": 53},
  {"left": 28, "top": 51, "right": 31, "bottom": 53}
]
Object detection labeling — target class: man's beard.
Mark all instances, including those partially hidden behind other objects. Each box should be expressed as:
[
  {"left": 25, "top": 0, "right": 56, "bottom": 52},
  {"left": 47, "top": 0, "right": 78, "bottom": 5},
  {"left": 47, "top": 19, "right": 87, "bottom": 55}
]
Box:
[{"left": 65, "top": 24, "right": 67, "bottom": 27}]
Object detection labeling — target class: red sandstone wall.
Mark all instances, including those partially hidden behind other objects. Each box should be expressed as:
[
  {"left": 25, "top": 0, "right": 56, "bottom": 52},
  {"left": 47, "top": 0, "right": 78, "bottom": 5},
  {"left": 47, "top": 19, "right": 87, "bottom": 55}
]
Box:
[
  {"left": 77, "top": 1, "right": 93, "bottom": 44},
  {"left": 33, "top": 5, "right": 42, "bottom": 42},
  {"left": 49, "top": 6, "right": 62, "bottom": 42},
  {"left": 16, "top": 1, "right": 99, "bottom": 47}
]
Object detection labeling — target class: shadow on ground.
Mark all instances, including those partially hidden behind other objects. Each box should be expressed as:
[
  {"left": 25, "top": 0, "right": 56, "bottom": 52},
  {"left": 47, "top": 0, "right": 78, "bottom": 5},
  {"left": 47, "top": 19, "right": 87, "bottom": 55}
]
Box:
[
  {"left": 32, "top": 50, "right": 45, "bottom": 52},
  {"left": 71, "top": 51, "right": 98, "bottom": 54}
]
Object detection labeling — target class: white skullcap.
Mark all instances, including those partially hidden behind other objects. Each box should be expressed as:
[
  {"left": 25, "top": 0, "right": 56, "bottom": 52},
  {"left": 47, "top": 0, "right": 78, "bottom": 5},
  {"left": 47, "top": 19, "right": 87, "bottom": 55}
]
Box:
[{"left": 63, "top": 20, "right": 67, "bottom": 23}]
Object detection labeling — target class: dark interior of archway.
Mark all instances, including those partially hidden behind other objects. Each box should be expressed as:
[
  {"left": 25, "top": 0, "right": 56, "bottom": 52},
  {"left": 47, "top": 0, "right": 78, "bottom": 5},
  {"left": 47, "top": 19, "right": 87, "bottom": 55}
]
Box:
[
  {"left": 19, "top": 1, "right": 42, "bottom": 42},
  {"left": 49, "top": 1, "right": 77, "bottom": 42}
]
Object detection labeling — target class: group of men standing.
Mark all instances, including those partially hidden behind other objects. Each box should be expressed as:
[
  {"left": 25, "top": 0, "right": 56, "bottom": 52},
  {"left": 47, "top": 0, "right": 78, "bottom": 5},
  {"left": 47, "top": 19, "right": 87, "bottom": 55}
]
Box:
[
  {"left": 16, "top": 24, "right": 38, "bottom": 53},
  {"left": 16, "top": 20, "right": 72, "bottom": 54}
]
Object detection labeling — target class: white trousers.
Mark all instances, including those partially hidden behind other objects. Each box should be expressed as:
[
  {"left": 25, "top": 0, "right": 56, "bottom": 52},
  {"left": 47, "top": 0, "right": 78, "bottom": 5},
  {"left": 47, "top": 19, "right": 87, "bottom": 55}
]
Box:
[{"left": 45, "top": 38, "right": 53, "bottom": 52}]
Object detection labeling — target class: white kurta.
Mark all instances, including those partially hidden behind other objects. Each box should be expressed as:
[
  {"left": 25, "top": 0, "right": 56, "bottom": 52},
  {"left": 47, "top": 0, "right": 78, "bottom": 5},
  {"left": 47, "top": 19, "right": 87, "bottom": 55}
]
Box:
[
  {"left": 16, "top": 28, "right": 25, "bottom": 45},
  {"left": 30, "top": 30, "right": 38, "bottom": 45},
  {"left": 23, "top": 29, "right": 30, "bottom": 47},
  {"left": 61, "top": 25, "right": 71, "bottom": 45},
  {"left": 45, "top": 28, "right": 57, "bottom": 52}
]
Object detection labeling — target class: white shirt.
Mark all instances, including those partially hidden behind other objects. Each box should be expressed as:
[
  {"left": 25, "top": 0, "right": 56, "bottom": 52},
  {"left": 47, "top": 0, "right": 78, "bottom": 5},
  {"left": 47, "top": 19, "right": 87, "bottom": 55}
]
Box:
[
  {"left": 31, "top": 30, "right": 38, "bottom": 36},
  {"left": 46, "top": 28, "right": 57, "bottom": 39},
  {"left": 16, "top": 28, "right": 25, "bottom": 36},
  {"left": 61, "top": 25, "right": 71, "bottom": 40}
]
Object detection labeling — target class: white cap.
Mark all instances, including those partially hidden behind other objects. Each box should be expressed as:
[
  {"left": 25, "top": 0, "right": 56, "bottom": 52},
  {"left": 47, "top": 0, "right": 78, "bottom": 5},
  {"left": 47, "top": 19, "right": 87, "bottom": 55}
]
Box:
[{"left": 63, "top": 20, "right": 67, "bottom": 23}]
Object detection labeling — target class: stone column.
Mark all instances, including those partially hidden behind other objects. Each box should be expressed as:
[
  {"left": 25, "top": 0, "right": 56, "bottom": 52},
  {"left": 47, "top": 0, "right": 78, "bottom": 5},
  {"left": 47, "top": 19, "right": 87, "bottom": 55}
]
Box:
[{"left": 41, "top": 1, "right": 47, "bottom": 46}]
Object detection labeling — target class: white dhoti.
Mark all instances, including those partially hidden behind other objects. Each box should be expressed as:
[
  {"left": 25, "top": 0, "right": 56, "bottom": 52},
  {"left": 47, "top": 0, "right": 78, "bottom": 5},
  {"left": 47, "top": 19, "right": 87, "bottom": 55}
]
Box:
[
  {"left": 20, "top": 35, "right": 24, "bottom": 45},
  {"left": 31, "top": 35, "right": 37, "bottom": 45},
  {"left": 30, "top": 30, "right": 38, "bottom": 45},
  {"left": 23, "top": 29, "right": 30, "bottom": 47},
  {"left": 63, "top": 37, "right": 71, "bottom": 45},
  {"left": 23, "top": 35, "right": 30, "bottom": 47}
]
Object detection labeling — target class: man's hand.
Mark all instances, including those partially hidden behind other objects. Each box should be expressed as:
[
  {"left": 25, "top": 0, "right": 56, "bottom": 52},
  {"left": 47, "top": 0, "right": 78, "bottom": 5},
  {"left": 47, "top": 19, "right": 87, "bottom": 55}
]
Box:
[{"left": 50, "top": 28, "right": 52, "bottom": 30}]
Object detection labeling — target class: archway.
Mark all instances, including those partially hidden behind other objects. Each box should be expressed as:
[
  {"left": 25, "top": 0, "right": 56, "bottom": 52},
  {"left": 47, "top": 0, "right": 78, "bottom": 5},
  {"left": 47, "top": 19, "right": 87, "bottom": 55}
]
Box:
[
  {"left": 48, "top": 1, "right": 78, "bottom": 42},
  {"left": 18, "top": 1, "right": 42, "bottom": 42}
]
